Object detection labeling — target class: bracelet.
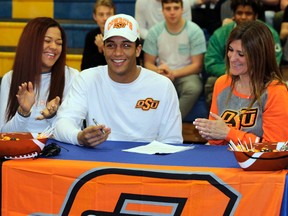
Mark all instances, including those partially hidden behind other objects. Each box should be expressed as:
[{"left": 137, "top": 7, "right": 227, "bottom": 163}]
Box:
[
  {"left": 45, "top": 111, "right": 57, "bottom": 119},
  {"left": 17, "top": 107, "right": 31, "bottom": 118}
]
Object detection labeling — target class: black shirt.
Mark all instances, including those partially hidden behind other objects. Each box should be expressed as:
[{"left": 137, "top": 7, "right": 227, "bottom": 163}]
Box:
[{"left": 81, "top": 27, "right": 107, "bottom": 70}]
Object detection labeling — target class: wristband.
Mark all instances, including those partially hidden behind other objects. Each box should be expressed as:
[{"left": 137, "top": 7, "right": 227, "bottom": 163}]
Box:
[
  {"left": 18, "top": 107, "right": 31, "bottom": 118},
  {"left": 45, "top": 111, "right": 57, "bottom": 119}
]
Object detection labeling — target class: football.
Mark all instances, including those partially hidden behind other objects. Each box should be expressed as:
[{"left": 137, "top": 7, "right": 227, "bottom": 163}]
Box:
[
  {"left": 0, "top": 132, "right": 48, "bottom": 159},
  {"left": 230, "top": 142, "right": 288, "bottom": 171}
]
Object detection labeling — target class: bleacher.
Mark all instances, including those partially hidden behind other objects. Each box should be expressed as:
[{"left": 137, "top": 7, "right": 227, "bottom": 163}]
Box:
[
  {"left": 0, "top": 0, "right": 209, "bottom": 142},
  {"left": 0, "top": 0, "right": 136, "bottom": 77}
]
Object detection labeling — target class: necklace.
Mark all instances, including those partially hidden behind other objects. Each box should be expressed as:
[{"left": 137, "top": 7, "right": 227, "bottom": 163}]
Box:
[{"left": 236, "top": 81, "right": 252, "bottom": 99}]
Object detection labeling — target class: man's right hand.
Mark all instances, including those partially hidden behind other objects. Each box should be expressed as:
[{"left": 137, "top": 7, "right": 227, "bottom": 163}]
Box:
[{"left": 77, "top": 125, "right": 111, "bottom": 147}]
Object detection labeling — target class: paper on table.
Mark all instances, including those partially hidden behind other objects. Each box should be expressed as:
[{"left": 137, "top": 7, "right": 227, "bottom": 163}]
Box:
[{"left": 122, "top": 140, "right": 194, "bottom": 155}]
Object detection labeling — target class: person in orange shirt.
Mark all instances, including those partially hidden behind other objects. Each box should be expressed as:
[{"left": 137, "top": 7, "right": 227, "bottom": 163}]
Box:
[{"left": 193, "top": 20, "right": 288, "bottom": 145}]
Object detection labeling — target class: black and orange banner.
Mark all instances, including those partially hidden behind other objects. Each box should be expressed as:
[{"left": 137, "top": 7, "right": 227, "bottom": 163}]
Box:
[{"left": 1, "top": 159, "right": 286, "bottom": 215}]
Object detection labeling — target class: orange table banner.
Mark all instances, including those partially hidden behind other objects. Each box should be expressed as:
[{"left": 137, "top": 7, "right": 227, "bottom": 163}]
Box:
[{"left": 1, "top": 159, "right": 286, "bottom": 216}]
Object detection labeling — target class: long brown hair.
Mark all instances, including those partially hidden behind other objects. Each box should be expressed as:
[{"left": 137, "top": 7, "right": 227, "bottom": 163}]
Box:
[
  {"left": 225, "top": 20, "right": 285, "bottom": 107},
  {"left": 6, "top": 17, "right": 67, "bottom": 121}
]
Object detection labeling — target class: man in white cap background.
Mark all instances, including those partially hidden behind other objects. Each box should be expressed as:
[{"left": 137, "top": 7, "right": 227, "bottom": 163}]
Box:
[{"left": 54, "top": 14, "right": 183, "bottom": 147}]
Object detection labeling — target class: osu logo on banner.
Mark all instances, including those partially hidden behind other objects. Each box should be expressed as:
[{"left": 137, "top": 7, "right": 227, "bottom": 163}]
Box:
[
  {"left": 31, "top": 168, "right": 241, "bottom": 216},
  {"left": 135, "top": 98, "right": 160, "bottom": 111}
]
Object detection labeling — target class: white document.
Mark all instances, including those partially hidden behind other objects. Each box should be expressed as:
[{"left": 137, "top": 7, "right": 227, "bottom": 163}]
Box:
[{"left": 122, "top": 140, "right": 194, "bottom": 155}]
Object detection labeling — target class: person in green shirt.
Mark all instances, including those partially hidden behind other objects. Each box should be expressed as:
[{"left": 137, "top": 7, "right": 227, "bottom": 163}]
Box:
[{"left": 204, "top": 0, "right": 282, "bottom": 107}]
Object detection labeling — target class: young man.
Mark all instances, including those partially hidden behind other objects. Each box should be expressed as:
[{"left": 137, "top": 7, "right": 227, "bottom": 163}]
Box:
[
  {"left": 135, "top": 0, "right": 192, "bottom": 40},
  {"left": 54, "top": 14, "right": 183, "bottom": 147},
  {"left": 204, "top": 0, "right": 282, "bottom": 106},
  {"left": 81, "top": 0, "right": 115, "bottom": 70},
  {"left": 143, "top": 0, "right": 206, "bottom": 119}
]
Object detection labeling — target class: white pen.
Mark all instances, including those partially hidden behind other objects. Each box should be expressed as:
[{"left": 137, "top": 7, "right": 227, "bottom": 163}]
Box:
[{"left": 92, "top": 118, "right": 105, "bottom": 134}]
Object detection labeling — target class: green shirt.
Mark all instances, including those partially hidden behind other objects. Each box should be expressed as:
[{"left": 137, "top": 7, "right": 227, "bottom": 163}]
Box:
[{"left": 204, "top": 20, "right": 282, "bottom": 77}]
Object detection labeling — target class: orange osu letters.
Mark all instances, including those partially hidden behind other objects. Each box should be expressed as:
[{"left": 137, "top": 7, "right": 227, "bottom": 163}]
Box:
[
  {"left": 135, "top": 98, "right": 160, "bottom": 111},
  {"left": 108, "top": 17, "right": 133, "bottom": 30}
]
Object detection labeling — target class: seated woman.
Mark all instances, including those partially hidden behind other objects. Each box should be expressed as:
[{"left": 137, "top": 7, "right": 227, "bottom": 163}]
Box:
[
  {"left": 0, "top": 17, "right": 79, "bottom": 133},
  {"left": 194, "top": 20, "right": 288, "bottom": 145}
]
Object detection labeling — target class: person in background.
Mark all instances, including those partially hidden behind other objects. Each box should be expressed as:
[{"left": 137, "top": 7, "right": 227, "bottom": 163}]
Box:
[
  {"left": 221, "top": 0, "right": 279, "bottom": 25},
  {"left": 135, "top": 0, "right": 193, "bottom": 40},
  {"left": 194, "top": 21, "right": 288, "bottom": 145},
  {"left": 280, "top": 3, "right": 288, "bottom": 65},
  {"left": 273, "top": 0, "right": 288, "bottom": 33},
  {"left": 204, "top": 0, "right": 282, "bottom": 107},
  {"left": 54, "top": 14, "right": 183, "bottom": 147},
  {"left": 81, "top": 0, "right": 115, "bottom": 70},
  {"left": 0, "top": 17, "right": 79, "bottom": 133},
  {"left": 278, "top": 1, "right": 288, "bottom": 85},
  {"left": 191, "top": 0, "right": 226, "bottom": 37},
  {"left": 143, "top": 0, "right": 206, "bottom": 120}
]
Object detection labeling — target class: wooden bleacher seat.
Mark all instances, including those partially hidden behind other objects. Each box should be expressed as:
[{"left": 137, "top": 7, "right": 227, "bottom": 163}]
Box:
[
  {"left": 182, "top": 94, "right": 209, "bottom": 143},
  {"left": 53, "top": 0, "right": 136, "bottom": 20},
  {"left": 0, "top": 21, "right": 26, "bottom": 47}
]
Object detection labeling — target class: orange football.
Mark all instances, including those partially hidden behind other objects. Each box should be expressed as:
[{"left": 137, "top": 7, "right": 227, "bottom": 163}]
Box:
[
  {"left": 0, "top": 132, "right": 48, "bottom": 159},
  {"left": 231, "top": 143, "right": 288, "bottom": 171}
]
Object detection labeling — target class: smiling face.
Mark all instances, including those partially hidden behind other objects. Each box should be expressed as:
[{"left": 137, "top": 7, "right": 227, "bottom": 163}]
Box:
[
  {"left": 103, "top": 36, "right": 142, "bottom": 83},
  {"left": 227, "top": 40, "right": 249, "bottom": 78},
  {"left": 41, "top": 27, "right": 63, "bottom": 72}
]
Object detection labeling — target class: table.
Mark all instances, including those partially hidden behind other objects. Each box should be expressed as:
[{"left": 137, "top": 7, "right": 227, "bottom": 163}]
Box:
[{"left": 1, "top": 140, "right": 287, "bottom": 216}]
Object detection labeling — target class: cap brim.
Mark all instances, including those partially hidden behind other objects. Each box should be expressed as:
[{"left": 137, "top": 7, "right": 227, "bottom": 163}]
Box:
[{"left": 103, "top": 32, "right": 138, "bottom": 42}]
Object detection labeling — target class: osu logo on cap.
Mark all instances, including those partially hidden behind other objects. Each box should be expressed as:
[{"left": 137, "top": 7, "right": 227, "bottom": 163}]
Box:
[{"left": 108, "top": 17, "right": 133, "bottom": 30}]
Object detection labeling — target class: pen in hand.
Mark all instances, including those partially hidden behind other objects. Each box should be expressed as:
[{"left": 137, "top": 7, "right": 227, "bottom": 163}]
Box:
[{"left": 92, "top": 118, "right": 105, "bottom": 134}]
